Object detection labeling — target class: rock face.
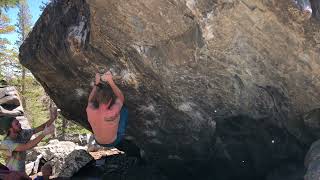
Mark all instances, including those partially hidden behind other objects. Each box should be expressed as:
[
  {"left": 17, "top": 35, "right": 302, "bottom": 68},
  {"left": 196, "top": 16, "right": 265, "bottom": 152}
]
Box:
[
  {"left": 73, "top": 153, "right": 165, "bottom": 180},
  {"left": 27, "top": 140, "right": 93, "bottom": 178},
  {"left": 0, "top": 86, "right": 30, "bottom": 133},
  {"left": 311, "top": 0, "right": 320, "bottom": 20},
  {"left": 304, "top": 139, "right": 320, "bottom": 180},
  {"left": 19, "top": 0, "right": 320, "bottom": 179}
]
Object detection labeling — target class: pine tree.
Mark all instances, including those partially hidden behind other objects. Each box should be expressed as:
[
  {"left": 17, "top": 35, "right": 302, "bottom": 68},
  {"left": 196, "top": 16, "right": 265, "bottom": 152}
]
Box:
[
  {"left": 0, "top": 0, "right": 19, "bottom": 9},
  {"left": 0, "top": 13, "right": 14, "bottom": 60},
  {"left": 40, "top": 0, "right": 53, "bottom": 11},
  {"left": 0, "top": 4, "right": 17, "bottom": 81},
  {"left": 16, "top": 0, "right": 32, "bottom": 109}
]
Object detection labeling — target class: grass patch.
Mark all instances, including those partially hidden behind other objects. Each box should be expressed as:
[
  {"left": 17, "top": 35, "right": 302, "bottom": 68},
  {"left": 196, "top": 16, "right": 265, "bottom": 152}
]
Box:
[
  {"left": 24, "top": 78, "right": 48, "bottom": 128},
  {"left": 22, "top": 76, "right": 90, "bottom": 135}
]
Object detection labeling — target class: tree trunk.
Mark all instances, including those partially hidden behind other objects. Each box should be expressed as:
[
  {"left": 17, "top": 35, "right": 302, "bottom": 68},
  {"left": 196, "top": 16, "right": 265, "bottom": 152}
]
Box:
[{"left": 21, "top": 66, "right": 26, "bottom": 110}]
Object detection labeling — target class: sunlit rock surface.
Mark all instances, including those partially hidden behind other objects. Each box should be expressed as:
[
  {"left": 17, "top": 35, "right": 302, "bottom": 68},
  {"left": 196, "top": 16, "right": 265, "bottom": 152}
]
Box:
[
  {"left": 0, "top": 86, "right": 30, "bottom": 133},
  {"left": 20, "top": 0, "right": 320, "bottom": 179},
  {"left": 27, "top": 140, "right": 92, "bottom": 178}
]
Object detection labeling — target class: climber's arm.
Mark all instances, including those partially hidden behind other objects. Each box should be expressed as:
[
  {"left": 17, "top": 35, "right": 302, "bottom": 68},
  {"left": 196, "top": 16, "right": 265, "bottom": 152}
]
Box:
[
  {"left": 88, "top": 86, "right": 97, "bottom": 105},
  {"left": 15, "top": 126, "right": 54, "bottom": 152},
  {"left": 87, "top": 73, "right": 100, "bottom": 105},
  {"left": 33, "top": 107, "right": 57, "bottom": 134},
  {"left": 14, "top": 134, "right": 46, "bottom": 152}
]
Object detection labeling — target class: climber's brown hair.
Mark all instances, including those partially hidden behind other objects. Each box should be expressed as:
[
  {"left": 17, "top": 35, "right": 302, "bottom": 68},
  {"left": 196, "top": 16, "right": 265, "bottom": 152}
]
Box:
[{"left": 90, "top": 83, "right": 115, "bottom": 109}]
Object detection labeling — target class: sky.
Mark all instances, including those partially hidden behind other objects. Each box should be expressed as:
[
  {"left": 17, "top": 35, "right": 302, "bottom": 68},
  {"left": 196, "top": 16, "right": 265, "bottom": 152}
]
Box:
[{"left": 1, "top": 0, "right": 49, "bottom": 49}]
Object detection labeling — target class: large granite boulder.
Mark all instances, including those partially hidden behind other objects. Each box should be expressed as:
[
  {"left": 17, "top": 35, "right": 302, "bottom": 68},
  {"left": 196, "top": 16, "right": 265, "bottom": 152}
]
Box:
[
  {"left": 311, "top": 0, "right": 320, "bottom": 20},
  {"left": 19, "top": 0, "right": 320, "bottom": 178},
  {"left": 27, "top": 140, "right": 93, "bottom": 178},
  {"left": 304, "top": 139, "right": 320, "bottom": 180},
  {"left": 0, "top": 86, "right": 30, "bottom": 133}
]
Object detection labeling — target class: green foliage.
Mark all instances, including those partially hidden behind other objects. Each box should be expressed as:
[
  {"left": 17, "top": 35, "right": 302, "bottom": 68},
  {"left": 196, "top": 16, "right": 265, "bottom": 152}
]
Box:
[
  {"left": 67, "top": 123, "right": 91, "bottom": 135},
  {"left": 55, "top": 117, "right": 91, "bottom": 135},
  {"left": 0, "top": 0, "right": 19, "bottom": 8},
  {"left": 15, "top": 0, "right": 32, "bottom": 111},
  {"left": 39, "top": 0, "right": 50, "bottom": 11},
  {"left": 16, "top": 76, "right": 90, "bottom": 135},
  {"left": 23, "top": 77, "right": 48, "bottom": 127},
  {"left": 0, "top": 13, "right": 14, "bottom": 34},
  {"left": 0, "top": 13, "right": 17, "bottom": 79},
  {"left": 0, "top": 72, "right": 4, "bottom": 82},
  {"left": 15, "top": 0, "right": 32, "bottom": 46},
  {"left": 0, "top": 48, "right": 20, "bottom": 81},
  {"left": 0, "top": 135, "right": 4, "bottom": 165},
  {"left": 0, "top": 156, "right": 4, "bottom": 165},
  {"left": 5, "top": 75, "right": 91, "bottom": 136}
]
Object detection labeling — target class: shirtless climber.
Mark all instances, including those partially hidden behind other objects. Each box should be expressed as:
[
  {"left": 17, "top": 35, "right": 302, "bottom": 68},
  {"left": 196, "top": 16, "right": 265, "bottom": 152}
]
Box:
[{"left": 86, "top": 71, "right": 128, "bottom": 147}]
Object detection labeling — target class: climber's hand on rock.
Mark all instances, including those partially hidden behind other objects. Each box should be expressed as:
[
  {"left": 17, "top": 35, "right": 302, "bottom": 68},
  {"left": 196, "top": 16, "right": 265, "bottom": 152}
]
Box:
[{"left": 101, "top": 71, "right": 113, "bottom": 83}]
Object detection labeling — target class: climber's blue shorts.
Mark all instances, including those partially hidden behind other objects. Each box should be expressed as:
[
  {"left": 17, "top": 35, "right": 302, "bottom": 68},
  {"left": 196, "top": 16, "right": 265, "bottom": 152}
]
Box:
[{"left": 97, "top": 106, "right": 128, "bottom": 147}]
